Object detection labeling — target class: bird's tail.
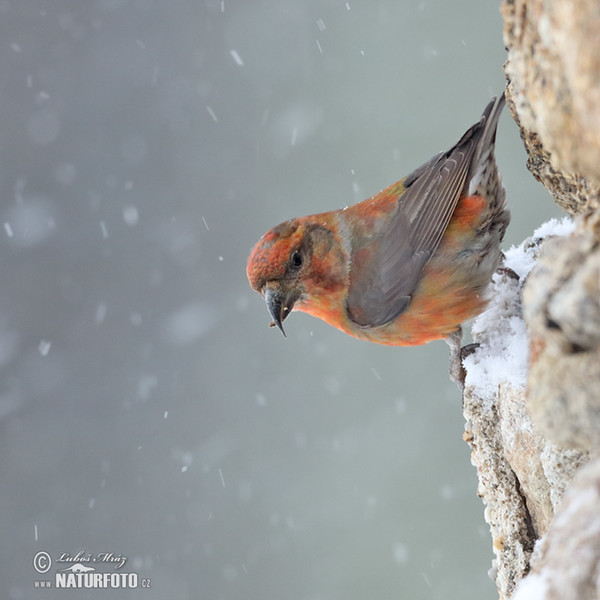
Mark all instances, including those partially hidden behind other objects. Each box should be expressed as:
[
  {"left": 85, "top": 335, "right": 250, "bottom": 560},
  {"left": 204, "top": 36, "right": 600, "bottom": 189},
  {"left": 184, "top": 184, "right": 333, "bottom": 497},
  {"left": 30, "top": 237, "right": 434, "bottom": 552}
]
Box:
[
  {"left": 467, "top": 92, "right": 505, "bottom": 196},
  {"left": 476, "top": 92, "right": 505, "bottom": 157}
]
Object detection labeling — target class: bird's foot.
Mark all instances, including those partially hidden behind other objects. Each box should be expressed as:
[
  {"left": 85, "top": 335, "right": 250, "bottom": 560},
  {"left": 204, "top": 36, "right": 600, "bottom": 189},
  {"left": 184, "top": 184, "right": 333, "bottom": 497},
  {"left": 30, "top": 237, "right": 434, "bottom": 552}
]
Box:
[
  {"left": 446, "top": 327, "right": 466, "bottom": 389},
  {"left": 446, "top": 330, "right": 482, "bottom": 390},
  {"left": 496, "top": 266, "right": 519, "bottom": 281},
  {"left": 460, "top": 342, "right": 480, "bottom": 360}
]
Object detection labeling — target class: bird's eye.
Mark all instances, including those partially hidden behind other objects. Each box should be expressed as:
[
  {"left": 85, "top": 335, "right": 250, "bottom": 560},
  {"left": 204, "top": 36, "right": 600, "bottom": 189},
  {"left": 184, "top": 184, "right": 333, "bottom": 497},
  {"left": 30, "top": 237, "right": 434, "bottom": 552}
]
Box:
[{"left": 290, "top": 251, "right": 303, "bottom": 270}]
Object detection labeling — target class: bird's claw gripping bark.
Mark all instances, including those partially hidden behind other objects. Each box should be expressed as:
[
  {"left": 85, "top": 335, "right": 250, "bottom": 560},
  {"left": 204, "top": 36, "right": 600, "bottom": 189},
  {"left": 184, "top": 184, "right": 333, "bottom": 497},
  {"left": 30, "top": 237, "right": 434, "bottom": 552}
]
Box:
[{"left": 446, "top": 327, "right": 466, "bottom": 389}]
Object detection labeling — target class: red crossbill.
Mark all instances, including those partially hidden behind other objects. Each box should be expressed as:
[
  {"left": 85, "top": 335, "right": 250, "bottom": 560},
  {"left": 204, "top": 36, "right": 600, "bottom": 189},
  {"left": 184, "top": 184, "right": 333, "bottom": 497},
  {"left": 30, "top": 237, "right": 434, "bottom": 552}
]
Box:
[{"left": 246, "top": 95, "right": 509, "bottom": 375}]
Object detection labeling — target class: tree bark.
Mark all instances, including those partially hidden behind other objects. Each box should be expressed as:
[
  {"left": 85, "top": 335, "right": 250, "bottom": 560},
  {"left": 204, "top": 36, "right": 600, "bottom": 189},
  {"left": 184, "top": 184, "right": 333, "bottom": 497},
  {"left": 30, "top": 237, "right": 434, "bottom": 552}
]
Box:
[{"left": 461, "top": 1, "right": 600, "bottom": 598}]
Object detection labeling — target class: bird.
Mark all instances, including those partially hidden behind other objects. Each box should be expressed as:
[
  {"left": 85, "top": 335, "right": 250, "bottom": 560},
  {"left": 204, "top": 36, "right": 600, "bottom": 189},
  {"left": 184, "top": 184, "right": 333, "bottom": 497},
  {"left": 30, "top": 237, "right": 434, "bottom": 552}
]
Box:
[{"left": 246, "top": 94, "right": 509, "bottom": 382}]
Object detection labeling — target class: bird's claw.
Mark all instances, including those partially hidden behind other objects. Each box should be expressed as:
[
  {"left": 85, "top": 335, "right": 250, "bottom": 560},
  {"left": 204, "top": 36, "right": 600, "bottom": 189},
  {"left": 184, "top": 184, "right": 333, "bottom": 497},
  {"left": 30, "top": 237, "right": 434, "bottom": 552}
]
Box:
[
  {"left": 460, "top": 342, "right": 480, "bottom": 361},
  {"left": 496, "top": 266, "right": 519, "bottom": 281}
]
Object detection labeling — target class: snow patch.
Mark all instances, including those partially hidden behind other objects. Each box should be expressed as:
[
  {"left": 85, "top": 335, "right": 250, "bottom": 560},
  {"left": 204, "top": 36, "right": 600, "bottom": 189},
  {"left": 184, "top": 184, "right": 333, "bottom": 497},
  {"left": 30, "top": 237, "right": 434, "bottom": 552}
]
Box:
[
  {"left": 512, "top": 572, "right": 550, "bottom": 600},
  {"left": 463, "top": 217, "right": 573, "bottom": 406}
]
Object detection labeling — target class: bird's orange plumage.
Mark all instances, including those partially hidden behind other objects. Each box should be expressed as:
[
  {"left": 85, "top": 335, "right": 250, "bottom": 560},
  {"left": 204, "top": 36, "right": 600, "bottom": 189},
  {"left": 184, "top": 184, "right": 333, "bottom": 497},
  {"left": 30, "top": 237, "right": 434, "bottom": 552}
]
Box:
[{"left": 247, "top": 95, "right": 509, "bottom": 349}]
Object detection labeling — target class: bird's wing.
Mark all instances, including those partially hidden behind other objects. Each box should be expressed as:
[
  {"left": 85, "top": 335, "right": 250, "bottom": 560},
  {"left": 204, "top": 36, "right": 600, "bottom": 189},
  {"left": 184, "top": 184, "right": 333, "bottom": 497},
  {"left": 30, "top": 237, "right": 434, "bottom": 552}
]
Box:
[{"left": 345, "top": 112, "right": 490, "bottom": 328}]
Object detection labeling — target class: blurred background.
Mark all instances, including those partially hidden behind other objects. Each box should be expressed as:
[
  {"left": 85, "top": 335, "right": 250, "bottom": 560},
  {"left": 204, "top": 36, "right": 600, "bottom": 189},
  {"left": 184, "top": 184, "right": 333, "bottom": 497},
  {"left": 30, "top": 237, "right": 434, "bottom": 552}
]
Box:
[{"left": 0, "top": 1, "right": 562, "bottom": 599}]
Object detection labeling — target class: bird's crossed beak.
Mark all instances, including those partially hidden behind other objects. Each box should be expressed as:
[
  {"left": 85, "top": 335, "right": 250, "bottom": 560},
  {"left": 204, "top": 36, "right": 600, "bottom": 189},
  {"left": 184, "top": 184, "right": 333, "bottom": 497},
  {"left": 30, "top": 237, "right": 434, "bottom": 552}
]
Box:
[{"left": 264, "top": 284, "right": 299, "bottom": 338}]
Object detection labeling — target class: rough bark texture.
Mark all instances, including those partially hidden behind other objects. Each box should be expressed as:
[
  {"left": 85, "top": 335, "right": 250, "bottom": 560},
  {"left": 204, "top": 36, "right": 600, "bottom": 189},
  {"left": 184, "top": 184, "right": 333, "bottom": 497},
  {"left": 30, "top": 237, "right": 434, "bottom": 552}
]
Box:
[
  {"left": 524, "top": 218, "right": 600, "bottom": 451},
  {"left": 502, "top": 0, "right": 600, "bottom": 213},
  {"left": 463, "top": 252, "right": 588, "bottom": 599},
  {"left": 461, "top": 1, "right": 600, "bottom": 598},
  {"left": 515, "top": 457, "right": 600, "bottom": 600}
]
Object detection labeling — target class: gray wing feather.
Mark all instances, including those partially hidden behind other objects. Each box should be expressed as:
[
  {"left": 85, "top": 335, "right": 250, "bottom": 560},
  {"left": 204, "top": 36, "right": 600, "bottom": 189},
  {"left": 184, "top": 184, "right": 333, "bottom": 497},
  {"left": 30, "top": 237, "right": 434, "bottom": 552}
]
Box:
[{"left": 346, "top": 96, "right": 503, "bottom": 328}]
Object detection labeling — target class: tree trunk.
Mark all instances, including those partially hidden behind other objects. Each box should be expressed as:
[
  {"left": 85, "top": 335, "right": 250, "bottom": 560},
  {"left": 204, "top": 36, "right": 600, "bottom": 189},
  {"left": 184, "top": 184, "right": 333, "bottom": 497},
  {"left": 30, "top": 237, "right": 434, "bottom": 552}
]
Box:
[{"left": 461, "top": 1, "right": 600, "bottom": 598}]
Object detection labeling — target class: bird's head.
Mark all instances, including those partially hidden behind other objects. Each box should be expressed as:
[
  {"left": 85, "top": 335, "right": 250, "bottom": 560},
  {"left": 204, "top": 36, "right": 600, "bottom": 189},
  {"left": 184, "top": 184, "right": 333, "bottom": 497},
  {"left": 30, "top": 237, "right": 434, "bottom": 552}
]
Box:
[{"left": 246, "top": 219, "right": 310, "bottom": 336}]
